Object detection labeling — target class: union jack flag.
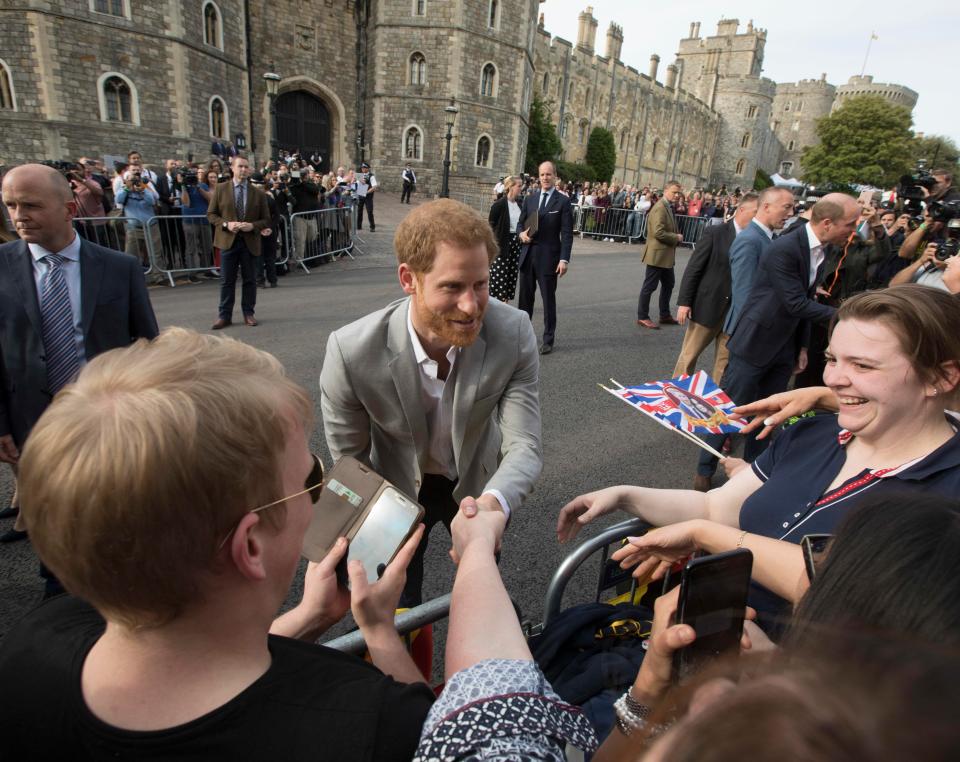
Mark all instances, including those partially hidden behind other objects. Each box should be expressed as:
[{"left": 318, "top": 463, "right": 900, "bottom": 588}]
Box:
[{"left": 610, "top": 371, "right": 746, "bottom": 436}]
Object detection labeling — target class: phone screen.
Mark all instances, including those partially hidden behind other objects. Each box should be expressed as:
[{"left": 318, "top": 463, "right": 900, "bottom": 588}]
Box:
[
  {"left": 674, "top": 548, "right": 753, "bottom": 678},
  {"left": 346, "top": 487, "right": 422, "bottom": 585}
]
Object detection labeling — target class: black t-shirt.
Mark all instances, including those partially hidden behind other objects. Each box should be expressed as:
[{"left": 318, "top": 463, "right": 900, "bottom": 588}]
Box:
[{"left": 0, "top": 596, "right": 434, "bottom": 761}]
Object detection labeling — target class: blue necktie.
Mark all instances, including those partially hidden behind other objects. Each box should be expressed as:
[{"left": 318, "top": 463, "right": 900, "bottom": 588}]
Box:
[
  {"left": 39, "top": 254, "right": 81, "bottom": 393},
  {"left": 539, "top": 191, "right": 549, "bottom": 211}
]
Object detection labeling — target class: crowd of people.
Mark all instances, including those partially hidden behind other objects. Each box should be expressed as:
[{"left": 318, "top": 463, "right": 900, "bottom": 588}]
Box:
[{"left": 1, "top": 153, "right": 959, "bottom": 761}]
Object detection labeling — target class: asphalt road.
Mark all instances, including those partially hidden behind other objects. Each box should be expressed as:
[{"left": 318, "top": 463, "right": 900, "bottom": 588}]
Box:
[{"left": 0, "top": 196, "right": 711, "bottom": 665}]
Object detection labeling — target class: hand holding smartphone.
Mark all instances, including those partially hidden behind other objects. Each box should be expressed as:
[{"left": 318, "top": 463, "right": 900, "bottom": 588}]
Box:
[{"left": 673, "top": 548, "right": 753, "bottom": 679}]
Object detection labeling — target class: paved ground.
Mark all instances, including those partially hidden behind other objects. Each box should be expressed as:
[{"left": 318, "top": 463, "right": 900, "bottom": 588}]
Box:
[{"left": 0, "top": 193, "right": 713, "bottom": 664}]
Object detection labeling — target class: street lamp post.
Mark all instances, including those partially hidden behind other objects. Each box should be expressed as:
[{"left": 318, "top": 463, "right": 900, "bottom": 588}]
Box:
[
  {"left": 441, "top": 97, "right": 458, "bottom": 198},
  {"left": 263, "top": 72, "right": 281, "bottom": 163}
]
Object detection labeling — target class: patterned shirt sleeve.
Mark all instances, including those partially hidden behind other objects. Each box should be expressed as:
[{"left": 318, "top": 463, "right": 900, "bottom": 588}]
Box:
[{"left": 413, "top": 658, "right": 598, "bottom": 762}]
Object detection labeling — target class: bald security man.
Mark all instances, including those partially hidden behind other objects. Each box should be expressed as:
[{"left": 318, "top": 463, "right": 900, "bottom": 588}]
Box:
[{"left": 0, "top": 164, "right": 158, "bottom": 545}]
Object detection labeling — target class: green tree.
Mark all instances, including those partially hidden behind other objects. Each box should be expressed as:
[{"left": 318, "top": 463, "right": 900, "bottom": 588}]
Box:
[
  {"left": 754, "top": 168, "right": 773, "bottom": 190},
  {"left": 911, "top": 133, "right": 960, "bottom": 176},
  {"left": 555, "top": 160, "right": 594, "bottom": 184},
  {"left": 585, "top": 127, "right": 616, "bottom": 183},
  {"left": 524, "top": 95, "right": 563, "bottom": 175},
  {"left": 801, "top": 95, "right": 913, "bottom": 187}
]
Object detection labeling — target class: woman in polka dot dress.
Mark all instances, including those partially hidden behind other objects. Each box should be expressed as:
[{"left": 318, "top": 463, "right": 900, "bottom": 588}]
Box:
[{"left": 487, "top": 176, "right": 523, "bottom": 302}]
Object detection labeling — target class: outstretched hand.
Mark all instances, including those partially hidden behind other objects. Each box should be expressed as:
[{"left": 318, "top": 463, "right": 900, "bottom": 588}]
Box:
[
  {"left": 609, "top": 521, "right": 704, "bottom": 585},
  {"left": 557, "top": 486, "right": 625, "bottom": 543},
  {"left": 732, "top": 386, "right": 833, "bottom": 440},
  {"left": 450, "top": 509, "right": 507, "bottom": 564}
]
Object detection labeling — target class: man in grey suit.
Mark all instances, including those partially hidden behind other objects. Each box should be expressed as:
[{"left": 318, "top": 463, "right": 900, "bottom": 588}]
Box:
[
  {"left": 320, "top": 199, "right": 542, "bottom": 604},
  {"left": 0, "top": 164, "right": 159, "bottom": 547}
]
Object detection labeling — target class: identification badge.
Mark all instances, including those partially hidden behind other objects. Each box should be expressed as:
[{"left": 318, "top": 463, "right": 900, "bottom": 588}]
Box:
[{"left": 327, "top": 478, "right": 364, "bottom": 508}]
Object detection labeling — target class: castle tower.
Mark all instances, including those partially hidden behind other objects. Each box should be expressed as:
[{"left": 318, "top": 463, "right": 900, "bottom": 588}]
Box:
[
  {"left": 675, "top": 18, "right": 768, "bottom": 109},
  {"left": 576, "top": 7, "right": 598, "bottom": 56},
  {"left": 772, "top": 75, "right": 837, "bottom": 177}
]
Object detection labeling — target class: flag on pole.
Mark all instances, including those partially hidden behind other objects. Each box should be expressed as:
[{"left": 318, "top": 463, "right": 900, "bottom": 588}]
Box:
[{"left": 608, "top": 371, "right": 746, "bottom": 436}]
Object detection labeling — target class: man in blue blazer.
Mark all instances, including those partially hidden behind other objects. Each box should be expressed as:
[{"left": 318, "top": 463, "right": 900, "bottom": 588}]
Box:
[
  {"left": 517, "top": 161, "right": 573, "bottom": 355},
  {"left": 0, "top": 164, "right": 159, "bottom": 543},
  {"left": 695, "top": 193, "right": 859, "bottom": 489}
]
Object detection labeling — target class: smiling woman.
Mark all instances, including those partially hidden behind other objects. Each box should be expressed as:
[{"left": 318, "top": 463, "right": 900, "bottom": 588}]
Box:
[{"left": 558, "top": 284, "right": 960, "bottom": 625}]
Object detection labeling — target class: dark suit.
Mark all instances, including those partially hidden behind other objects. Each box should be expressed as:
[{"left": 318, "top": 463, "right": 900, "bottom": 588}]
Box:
[
  {"left": 207, "top": 180, "right": 271, "bottom": 320},
  {"left": 155, "top": 173, "right": 185, "bottom": 269},
  {"left": 673, "top": 219, "right": 738, "bottom": 378},
  {"left": 0, "top": 238, "right": 159, "bottom": 449},
  {"left": 517, "top": 189, "right": 573, "bottom": 347},
  {"left": 697, "top": 222, "right": 836, "bottom": 477},
  {"left": 488, "top": 196, "right": 514, "bottom": 257}
]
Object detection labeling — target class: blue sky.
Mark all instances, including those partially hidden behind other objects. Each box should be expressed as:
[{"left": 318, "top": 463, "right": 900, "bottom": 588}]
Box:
[{"left": 541, "top": 1, "right": 959, "bottom": 147}]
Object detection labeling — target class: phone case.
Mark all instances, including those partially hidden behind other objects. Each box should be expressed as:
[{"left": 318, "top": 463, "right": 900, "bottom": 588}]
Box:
[{"left": 300, "top": 455, "right": 423, "bottom": 562}]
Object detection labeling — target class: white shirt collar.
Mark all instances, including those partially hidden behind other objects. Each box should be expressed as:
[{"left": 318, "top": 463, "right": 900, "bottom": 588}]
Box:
[
  {"left": 733, "top": 218, "right": 746, "bottom": 235},
  {"left": 28, "top": 232, "right": 81, "bottom": 264},
  {"left": 805, "top": 221, "right": 823, "bottom": 252},
  {"left": 751, "top": 218, "right": 774, "bottom": 240},
  {"left": 406, "top": 301, "right": 458, "bottom": 375}
]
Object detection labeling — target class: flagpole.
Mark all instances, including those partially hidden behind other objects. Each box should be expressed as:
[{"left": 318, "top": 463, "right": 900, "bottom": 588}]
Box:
[{"left": 860, "top": 32, "right": 877, "bottom": 77}]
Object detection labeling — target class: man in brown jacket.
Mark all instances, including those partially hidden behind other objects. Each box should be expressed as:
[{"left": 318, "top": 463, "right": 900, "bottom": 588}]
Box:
[
  {"left": 637, "top": 181, "right": 683, "bottom": 329},
  {"left": 207, "top": 156, "right": 271, "bottom": 328}
]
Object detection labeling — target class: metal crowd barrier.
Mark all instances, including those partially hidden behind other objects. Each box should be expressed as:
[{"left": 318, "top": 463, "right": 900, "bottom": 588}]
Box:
[
  {"left": 573, "top": 206, "right": 648, "bottom": 243},
  {"left": 145, "top": 214, "right": 219, "bottom": 287},
  {"left": 674, "top": 214, "right": 711, "bottom": 245},
  {"left": 73, "top": 216, "right": 154, "bottom": 275},
  {"left": 289, "top": 206, "right": 355, "bottom": 272}
]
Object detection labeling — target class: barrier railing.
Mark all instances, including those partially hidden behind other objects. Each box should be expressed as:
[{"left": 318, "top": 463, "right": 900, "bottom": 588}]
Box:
[
  {"left": 572, "top": 207, "right": 712, "bottom": 247},
  {"left": 73, "top": 216, "right": 155, "bottom": 275},
  {"left": 675, "top": 214, "right": 711, "bottom": 245},
  {"left": 289, "top": 206, "right": 355, "bottom": 271},
  {"left": 145, "top": 214, "right": 219, "bottom": 287}
]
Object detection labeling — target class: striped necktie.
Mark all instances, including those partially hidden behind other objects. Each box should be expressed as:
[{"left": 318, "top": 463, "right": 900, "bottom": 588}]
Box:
[
  {"left": 39, "top": 253, "right": 81, "bottom": 393},
  {"left": 235, "top": 183, "right": 246, "bottom": 220}
]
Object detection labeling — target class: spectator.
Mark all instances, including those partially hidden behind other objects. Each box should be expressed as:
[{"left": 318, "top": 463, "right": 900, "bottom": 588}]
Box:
[
  {"left": 66, "top": 164, "right": 109, "bottom": 247},
  {"left": 487, "top": 175, "right": 523, "bottom": 301},
  {"left": 114, "top": 170, "right": 161, "bottom": 273},
  {"left": 156, "top": 159, "right": 186, "bottom": 271},
  {"left": 179, "top": 170, "right": 213, "bottom": 282},
  {"left": 686, "top": 190, "right": 703, "bottom": 218},
  {"left": 560, "top": 285, "right": 960, "bottom": 627},
  {"left": 287, "top": 168, "right": 321, "bottom": 265},
  {"left": 112, "top": 150, "right": 156, "bottom": 201},
  {"left": 250, "top": 172, "right": 279, "bottom": 288},
  {"left": 0, "top": 328, "right": 433, "bottom": 759}
]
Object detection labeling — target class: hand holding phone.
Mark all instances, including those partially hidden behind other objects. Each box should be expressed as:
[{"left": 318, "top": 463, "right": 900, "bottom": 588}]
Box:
[
  {"left": 673, "top": 548, "right": 753, "bottom": 679},
  {"left": 349, "top": 524, "right": 424, "bottom": 630}
]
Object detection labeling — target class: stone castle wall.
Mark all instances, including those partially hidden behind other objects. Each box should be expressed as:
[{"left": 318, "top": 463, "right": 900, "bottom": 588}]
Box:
[{"left": 771, "top": 77, "right": 836, "bottom": 178}]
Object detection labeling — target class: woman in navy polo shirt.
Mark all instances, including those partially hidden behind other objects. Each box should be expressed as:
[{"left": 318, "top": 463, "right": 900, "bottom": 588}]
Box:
[{"left": 559, "top": 285, "right": 960, "bottom": 611}]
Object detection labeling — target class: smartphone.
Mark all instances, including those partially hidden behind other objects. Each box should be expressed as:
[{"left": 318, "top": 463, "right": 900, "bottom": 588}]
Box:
[
  {"left": 673, "top": 548, "right": 753, "bottom": 680},
  {"left": 290, "top": 170, "right": 301, "bottom": 179},
  {"left": 341, "top": 486, "right": 423, "bottom": 587}
]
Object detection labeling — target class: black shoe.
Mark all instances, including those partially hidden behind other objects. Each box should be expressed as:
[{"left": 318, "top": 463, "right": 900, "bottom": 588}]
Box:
[
  {"left": 0, "top": 529, "right": 28, "bottom": 543},
  {"left": 539, "top": 344, "right": 553, "bottom": 355},
  {"left": 370, "top": 225, "right": 376, "bottom": 232},
  {"left": 0, "top": 506, "right": 19, "bottom": 520},
  {"left": 269, "top": 281, "right": 278, "bottom": 288},
  {"left": 256, "top": 279, "right": 266, "bottom": 287}
]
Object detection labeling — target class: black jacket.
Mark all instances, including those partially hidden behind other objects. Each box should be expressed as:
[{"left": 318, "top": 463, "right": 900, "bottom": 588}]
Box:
[
  {"left": 676, "top": 219, "right": 737, "bottom": 329},
  {"left": 488, "top": 196, "right": 519, "bottom": 256}
]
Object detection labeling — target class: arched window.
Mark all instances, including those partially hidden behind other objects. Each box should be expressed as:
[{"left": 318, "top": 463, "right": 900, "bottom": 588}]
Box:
[
  {"left": 634, "top": 134, "right": 640, "bottom": 152},
  {"left": 555, "top": 78, "right": 562, "bottom": 99},
  {"left": 480, "top": 62, "right": 497, "bottom": 97},
  {"left": 619, "top": 130, "right": 627, "bottom": 150},
  {"left": 560, "top": 115, "right": 572, "bottom": 139},
  {"left": 91, "top": 0, "right": 128, "bottom": 17},
  {"left": 735, "top": 158, "right": 746, "bottom": 175},
  {"left": 740, "top": 133, "right": 750, "bottom": 148},
  {"left": 584, "top": 86, "right": 591, "bottom": 106},
  {"left": 652, "top": 139, "right": 659, "bottom": 159},
  {"left": 578, "top": 120, "right": 588, "bottom": 144},
  {"left": 0, "top": 59, "right": 16, "bottom": 111},
  {"left": 542, "top": 72, "right": 549, "bottom": 92},
  {"left": 209, "top": 96, "right": 228, "bottom": 138},
  {"left": 203, "top": 1, "right": 223, "bottom": 50},
  {"left": 403, "top": 125, "right": 423, "bottom": 160},
  {"left": 99, "top": 73, "right": 138, "bottom": 124},
  {"left": 409, "top": 52, "right": 426, "bottom": 85},
  {"left": 476, "top": 135, "right": 492, "bottom": 167},
  {"left": 787, "top": 139, "right": 795, "bottom": 151},
  {"left": 487, "top": 0, "right": 499, "bottom": 28}
]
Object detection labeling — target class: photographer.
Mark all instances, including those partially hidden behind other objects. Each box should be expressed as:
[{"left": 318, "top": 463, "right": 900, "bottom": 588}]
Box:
[
  {"left": 157, "top": 159, "right": 186, "bottom": 270},
  {"left": 179, "top": 168, "right": 211, "bottom": 281},
  {"left": 928, "top": 169, "right": 960, "bottom": 204},
  {"left": 890, "top": 220, "right": 960, "bottom": 291},
  {"left": 115, "top": 171, "right": 161, "bottom": 274},
  {"left": 286, "top": 167, "right": 321, "bottom": 265},
  {"left": 66, "top": 163, "right": 109, "bottom": 247},
  {"left": 251, "top": 172, "right": 279, "bottom": 288}
]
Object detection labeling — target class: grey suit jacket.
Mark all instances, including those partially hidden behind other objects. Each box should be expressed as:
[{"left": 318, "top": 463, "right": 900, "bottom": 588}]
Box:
[
  {"left": 723, "top": 220, "right": 775, "bottom": 336},
  {"left": 319, "top": 297, "right": 542, "bottom": 510}
]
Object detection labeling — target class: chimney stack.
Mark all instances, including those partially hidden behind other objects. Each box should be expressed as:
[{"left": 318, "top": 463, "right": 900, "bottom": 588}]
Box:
[
  {"left": 666, "top": 63, "right": 678, "bottom": 89},
  {"left": 649, "top": 54, "right": 660, "bottom": 80},
  {"left": 576, "top": 7, "right": 598, "bottom": 56},
  {"left": 605, "top": 22, "right": 623, "bottom": 61}
]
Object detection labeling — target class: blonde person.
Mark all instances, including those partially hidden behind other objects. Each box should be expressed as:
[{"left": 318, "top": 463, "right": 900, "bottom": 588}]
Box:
[{"left": 0, "top": 328, "right": 433, "bottom": 759}]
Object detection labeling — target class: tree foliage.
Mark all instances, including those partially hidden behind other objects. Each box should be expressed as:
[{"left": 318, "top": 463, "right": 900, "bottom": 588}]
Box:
[
  {"left": 524, "top": 95, "right": 563, "bottom": 176},
  {"left": 754, "top": 168, "right": 773, "bottom": 190},
  {"left": 911, "top": 133, "right": 960, "bottom": 176},
  {"left": 585, "top": 127, "right": 616, "bottom": 183},
  {"left": 801, "top": 95, "right": 913, "bottom": 187},
  {"left": 554, "top": 160, "right": 594, "bottom": 184}
]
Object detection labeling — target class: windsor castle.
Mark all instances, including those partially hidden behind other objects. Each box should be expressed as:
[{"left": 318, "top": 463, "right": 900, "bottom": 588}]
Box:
[{"left": 0, "top": 1, "right": 918, "bottom": 195}]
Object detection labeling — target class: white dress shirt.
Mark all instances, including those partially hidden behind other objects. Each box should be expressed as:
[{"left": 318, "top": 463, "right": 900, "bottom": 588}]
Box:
[
  {"left": 751, "top": 218, "right": 775, "bottom": 240},
  {"left": 406, "top": 307, "right": 510, "bottom": 515},
  {"left": 508, "top": 199, "right": 521, "bottom": 232},
  {"left": 804, "top": 223, "right": 825, "bottom": 288},
  {"left": 29, "top": 232, "right": 86, "bottom": 366}
]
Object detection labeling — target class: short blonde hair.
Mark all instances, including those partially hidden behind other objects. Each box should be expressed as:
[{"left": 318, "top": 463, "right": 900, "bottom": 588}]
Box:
[
  {"left": 19, "top": 328, "right": 313, "bottom": 628},
  {"left": 394, "top": 198, "right": 498, "bottom": 274}
]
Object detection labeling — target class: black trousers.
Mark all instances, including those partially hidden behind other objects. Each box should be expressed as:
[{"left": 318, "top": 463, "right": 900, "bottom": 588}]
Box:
[
  {"left": 218, "top": 238, "right": 257, "bottom": 319},
  {"left": 399, "top": 474, "right": 459, "bottom": 607},
  {"left": 401, "top": 182, "right": 414, "bottom": 203},
  {"left": 637, "top": 264, "right": 676, "bottom": 320},
  {"left": 357, "top": 194, "right": 375, "bottom": 229},
  {"left": 518, "top": 251, "right": 558, "bottom": 346},
  {"left": 257, "top": 232, "right": 278, "bottom": 285}
]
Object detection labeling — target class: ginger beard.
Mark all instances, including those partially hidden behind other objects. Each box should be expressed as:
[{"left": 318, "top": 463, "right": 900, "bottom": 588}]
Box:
[{"left": 411, "top": 274, "right": 485, "bottom": 347}]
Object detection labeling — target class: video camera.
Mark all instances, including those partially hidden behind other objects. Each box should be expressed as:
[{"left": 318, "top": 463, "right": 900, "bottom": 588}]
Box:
[
  {"left": 181, "top": 169, "right": 199, "bottom": 187},
  {"left": 935, "top": 218, "right": 960, "bottom": 262},
  {"left": 897, "top": 164, "right": 939, "bottom": 216}
]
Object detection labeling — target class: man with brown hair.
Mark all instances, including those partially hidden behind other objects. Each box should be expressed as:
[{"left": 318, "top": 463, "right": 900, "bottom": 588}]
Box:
[
  {"left": 320, "top": 199, "right": 542, "bottom": 605},
  {"left": 0, "top": 328, "right": 433, "bottom": 759},
  {"left": 637, "top": 181, "right": 683, "bottom": 329}
]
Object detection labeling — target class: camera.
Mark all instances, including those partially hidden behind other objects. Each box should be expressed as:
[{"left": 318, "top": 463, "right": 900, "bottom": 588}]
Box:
[
  {"left": 182, "top": 169, "right": 199, "bottom": 187},
  {"left": 897, "top": 165, "right": 939, "bottom": 214},
  {"left": 927, "top": 199, "right": 960, "bottom": 225},
  {"left": 935, "top": 218, "right": 960, "bottom": 261}
]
